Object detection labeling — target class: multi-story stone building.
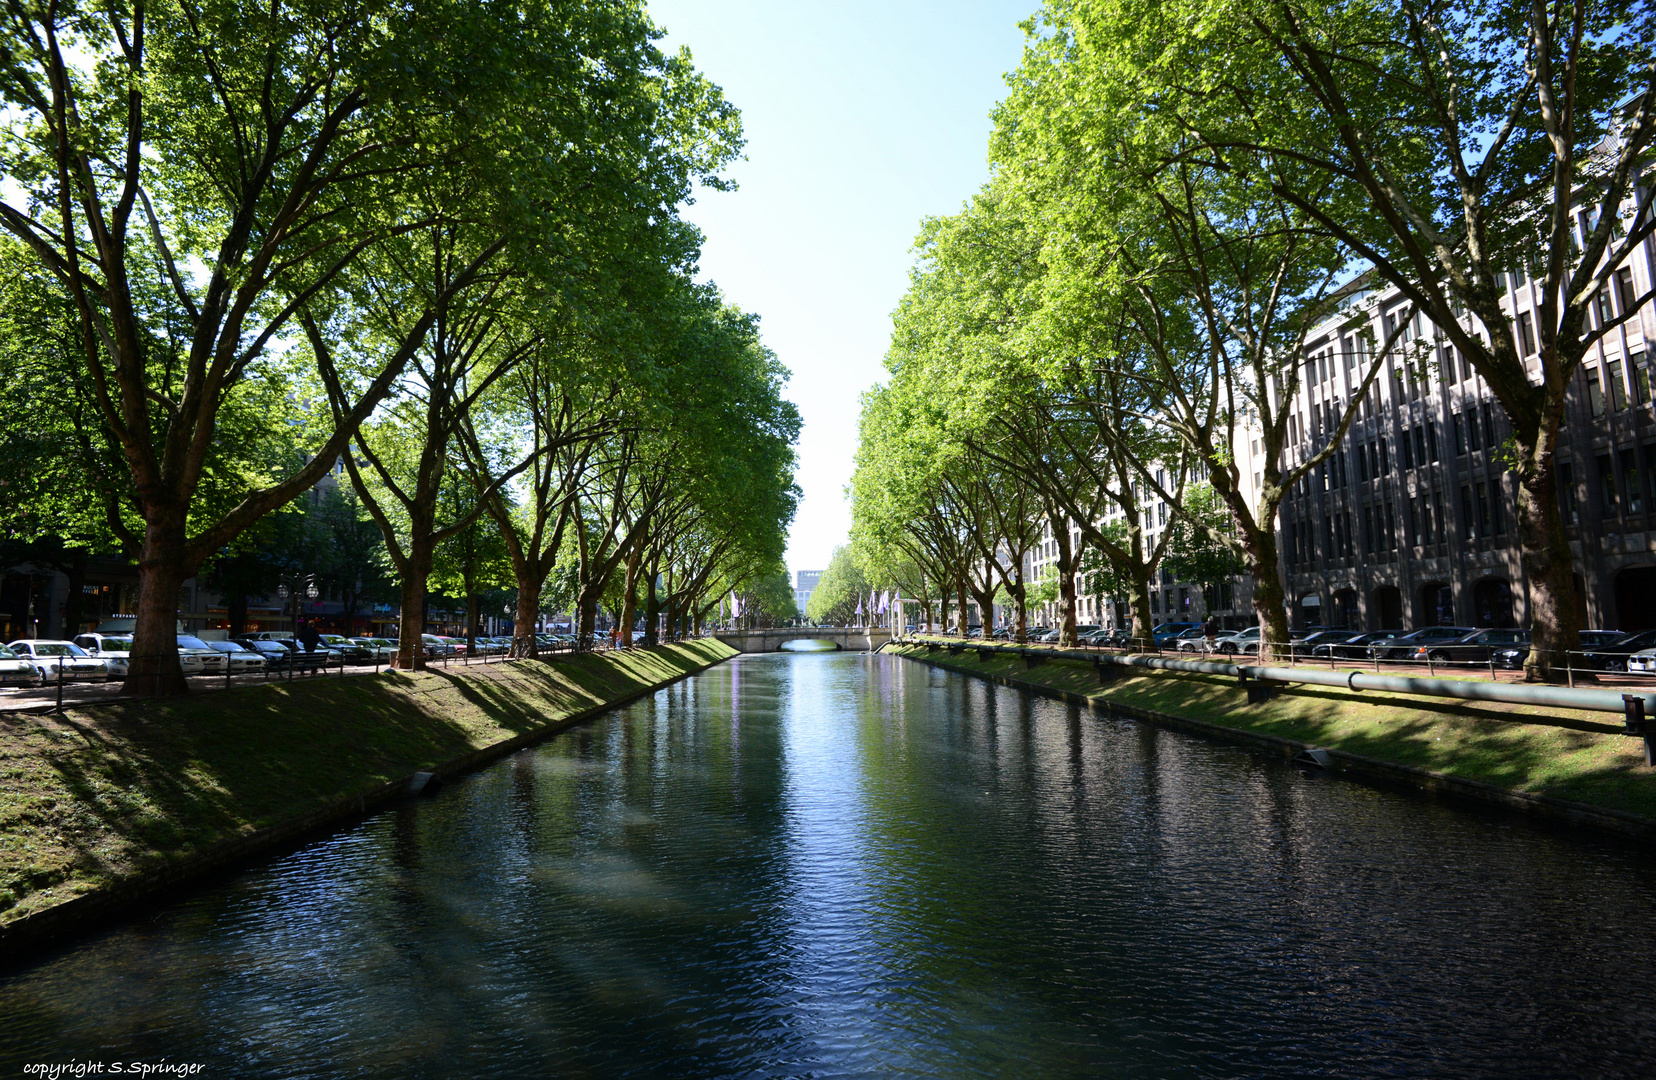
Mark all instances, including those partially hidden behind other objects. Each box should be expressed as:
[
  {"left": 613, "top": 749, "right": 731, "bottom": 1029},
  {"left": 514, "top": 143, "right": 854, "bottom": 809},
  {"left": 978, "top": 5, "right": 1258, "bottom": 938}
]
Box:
[{"left": 1273, "top": 249, "right": 1654, "bottom": 634}]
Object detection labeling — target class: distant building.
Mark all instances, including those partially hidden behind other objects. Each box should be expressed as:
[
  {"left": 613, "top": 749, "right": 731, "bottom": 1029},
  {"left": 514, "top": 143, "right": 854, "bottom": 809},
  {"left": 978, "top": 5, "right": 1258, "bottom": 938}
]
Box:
[{"left": 794, "top": 569, "right": 822, "bottom": 615}]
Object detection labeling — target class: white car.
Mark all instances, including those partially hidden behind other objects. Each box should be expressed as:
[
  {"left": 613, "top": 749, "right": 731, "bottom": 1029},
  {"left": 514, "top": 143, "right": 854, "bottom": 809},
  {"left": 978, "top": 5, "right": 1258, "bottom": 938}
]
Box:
[
  {"left": 1629, "top": 648, "right": 1656, "bottom": 674},
  {"left": 6, "top": 639, "right": 110, "bottom": 682},
  {"left": 176, "top": 635, "right": 227, "bottom": 675},
  {"left": 207, "top": 639, "right": 267, "bottom": 674},
  {"left": 73, "top": 633, "right": 133, "bottom": 678},
  {"left": 0, "top": 643, "right": 43, "bottom": 687}
]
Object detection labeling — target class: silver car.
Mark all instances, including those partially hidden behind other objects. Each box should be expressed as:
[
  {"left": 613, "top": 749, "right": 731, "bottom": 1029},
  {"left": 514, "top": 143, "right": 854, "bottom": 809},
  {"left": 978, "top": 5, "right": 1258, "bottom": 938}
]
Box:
[
  {"left": 7, "top": 639, "right": 110, "bottom": 682},
  {"left": 73, "top": 633, "right": 133, "bottom": 678},
  {"left": 0, "top": 643, "right": 43, "bottom": 687}
]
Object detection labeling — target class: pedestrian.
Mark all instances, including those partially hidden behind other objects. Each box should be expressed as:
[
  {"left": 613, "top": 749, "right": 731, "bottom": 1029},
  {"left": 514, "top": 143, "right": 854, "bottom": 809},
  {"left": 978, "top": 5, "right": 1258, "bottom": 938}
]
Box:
[
  {"left": 298, "top": 621, "right": 321, "bottom": 654},
  {"left": 1203, "top": 615, "right": 1219, "bottom": 652}
]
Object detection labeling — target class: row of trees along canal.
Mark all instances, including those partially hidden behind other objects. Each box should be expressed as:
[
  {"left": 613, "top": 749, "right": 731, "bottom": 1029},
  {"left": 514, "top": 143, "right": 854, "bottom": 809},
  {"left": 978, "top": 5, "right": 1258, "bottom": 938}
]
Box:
[
  {"left": 848, "top": 0, "right": 1654, "bottom": 680},
  {"left": 0, "top": 0, "right": 802, "bottom": 695}
]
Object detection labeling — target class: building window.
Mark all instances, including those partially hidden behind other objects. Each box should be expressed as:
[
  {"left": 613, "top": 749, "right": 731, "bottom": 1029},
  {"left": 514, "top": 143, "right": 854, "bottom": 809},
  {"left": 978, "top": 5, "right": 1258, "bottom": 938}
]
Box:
[
  {"left": 1634, "top": 352, "right": 1651, "bottom": 405},
  {"left": 1623, "top": 450, "right": 1643, "bottom": 515},
  {"left": 1595, "top": 288, "right": 1614, "bottom": 328},
  {"left": 1426, "top": 421, "right": 1439, "bottom": 461},
  {"left": 1414, "top": 426, "right": 1427, "bottom": 466},
  {"left": 1400, "top": 428, "right": 1414, "bottom": 469},
  {"left": 1453, "top": 412, "right": 1466, "bottom": 454},
  {"left": 1588, "top": 368, "right": 1606, "bottom": 417},
  {"left": 1468, "top": 407, "right": 1483, "bottom": 451},
  {"left": 1462, "top": 486, "right": 1477, "bottom": 539},
  {"left": 1616, "top": 267, "right": 1637, "bottom": 313},
  {"left": 1378, "top": 437, "right": 1389, "bottom": 473},
  {"left": 1558, "top": 462, "right": 1577, "bottom": 525},
  {"left": 1384, "top": 500, "right": 1397, "bottom": 550},
  {"left": 1598, "top": 452, "right": 1616, "bottom": 516},
  {"left": 1517, "top": 311, "right": 1537, "bottom": 355},
  {"left": 1491, "top": 478, "right": 1505, "bottom": 534},
  {"left": 1432, "top": 490, "right": 1446, "bottom": 542},
  {"left": 1363, "top": 506, "right": 1376, "bottom": 553},
  {"left": 1609, "top": 359, "right": 1628, "bottom": 411}
]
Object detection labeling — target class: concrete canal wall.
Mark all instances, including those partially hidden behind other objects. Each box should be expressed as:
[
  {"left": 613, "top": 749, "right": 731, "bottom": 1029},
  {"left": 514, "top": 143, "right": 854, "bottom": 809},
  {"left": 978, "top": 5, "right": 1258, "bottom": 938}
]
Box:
[
  {"left": 0, "top": 640, "right": 738, "bottom": 959},
  {"left": 890, "top": 641, "right": 1656, "bottom": 842}
]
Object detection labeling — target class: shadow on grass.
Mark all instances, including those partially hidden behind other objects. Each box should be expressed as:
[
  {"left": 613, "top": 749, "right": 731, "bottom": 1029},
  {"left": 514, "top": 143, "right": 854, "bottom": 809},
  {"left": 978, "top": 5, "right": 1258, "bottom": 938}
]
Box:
[{"left": 1, "top": 642, "right": 733, "bottom": 925}]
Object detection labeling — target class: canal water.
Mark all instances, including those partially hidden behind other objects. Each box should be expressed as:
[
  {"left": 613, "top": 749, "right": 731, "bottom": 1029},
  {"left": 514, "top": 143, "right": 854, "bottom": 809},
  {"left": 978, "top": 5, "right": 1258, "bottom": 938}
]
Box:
[{"left": 4, "top": 652, "right": 1656, "bottom": 1078}]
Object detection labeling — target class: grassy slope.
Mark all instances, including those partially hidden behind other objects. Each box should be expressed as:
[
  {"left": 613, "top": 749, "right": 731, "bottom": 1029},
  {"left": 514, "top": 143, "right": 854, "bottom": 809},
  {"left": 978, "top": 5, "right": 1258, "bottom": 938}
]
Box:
[
  {"left": 0, "top": 641, "right": 735, "bottom": 927},
  {"left": 894, "top": 644, "right": 1656, "bottom": 821}
]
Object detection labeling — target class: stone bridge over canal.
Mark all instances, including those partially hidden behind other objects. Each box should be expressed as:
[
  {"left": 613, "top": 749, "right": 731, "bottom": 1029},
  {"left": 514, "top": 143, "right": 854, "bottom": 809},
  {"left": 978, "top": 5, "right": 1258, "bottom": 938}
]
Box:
[{"left": 712, "top": 628, "right": 896, "bottom": 653}]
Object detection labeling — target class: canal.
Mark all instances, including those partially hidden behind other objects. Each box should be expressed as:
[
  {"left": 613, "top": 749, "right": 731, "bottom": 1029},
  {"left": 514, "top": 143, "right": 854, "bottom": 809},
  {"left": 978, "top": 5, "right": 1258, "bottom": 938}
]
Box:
[{"left": 4, "top": 652, "right": 1656, "bottom": 1077}]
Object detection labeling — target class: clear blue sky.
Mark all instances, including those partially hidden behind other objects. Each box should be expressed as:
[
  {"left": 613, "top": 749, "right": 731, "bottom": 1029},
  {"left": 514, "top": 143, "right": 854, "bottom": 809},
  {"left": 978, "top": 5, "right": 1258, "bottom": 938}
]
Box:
[{"left": 649, "top": 0, "right": 1035, "bottom": 579}]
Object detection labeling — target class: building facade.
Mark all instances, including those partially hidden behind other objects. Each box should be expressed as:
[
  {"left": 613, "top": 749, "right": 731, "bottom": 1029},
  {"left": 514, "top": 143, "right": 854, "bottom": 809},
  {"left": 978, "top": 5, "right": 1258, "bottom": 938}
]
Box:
[{"left": 1273, "top": 249, "right": 1654, "bottom": 634}]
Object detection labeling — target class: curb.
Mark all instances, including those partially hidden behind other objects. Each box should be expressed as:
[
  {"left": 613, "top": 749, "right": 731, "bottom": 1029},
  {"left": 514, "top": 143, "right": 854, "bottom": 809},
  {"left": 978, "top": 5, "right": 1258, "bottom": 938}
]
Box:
[
  {"left": 895, "top": 648, "right": 1656, "bottom": 844},
  {"left": 0, "top": 647, "right": 733, "bottom": 962}
]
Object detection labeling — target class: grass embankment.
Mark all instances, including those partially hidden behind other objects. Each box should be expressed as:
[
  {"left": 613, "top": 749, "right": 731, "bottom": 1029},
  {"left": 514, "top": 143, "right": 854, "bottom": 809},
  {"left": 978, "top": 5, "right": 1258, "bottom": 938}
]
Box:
[
  {"left": 0, "top": 640, "right": 735, "bottom": 935},
  {"left": 893, "top": 642, "right": 1656, "bottom": 825}
]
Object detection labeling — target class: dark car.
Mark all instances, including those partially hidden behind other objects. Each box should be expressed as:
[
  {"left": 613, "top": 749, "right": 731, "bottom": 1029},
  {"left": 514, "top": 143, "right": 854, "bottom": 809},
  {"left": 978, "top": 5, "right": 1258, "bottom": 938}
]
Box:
[
  {"left": 1288, "top": 630, "right": 1365, "bottom": 658},
  {"left": 233, "top": 637, "right": 305, "bottom": 669},
  {"left": 1490, "top": 628, "right": 1626, "bottom": 669},
  {"left": 1577, "top": 629, "right": 1656, "bottom": 671},
  {"left": 1311, "top": 632, "right": 1382, "bottom": 659},
  {"left": 1368, "top": 626, "right": 1477, "bottom": 661},
  {"left": 1415, "top": 628, "right": 1530, "bottom": 665}
]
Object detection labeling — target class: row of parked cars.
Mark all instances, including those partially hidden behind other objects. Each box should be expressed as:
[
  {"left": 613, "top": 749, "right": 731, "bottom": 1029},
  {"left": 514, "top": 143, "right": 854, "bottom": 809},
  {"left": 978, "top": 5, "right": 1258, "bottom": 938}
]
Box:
[
  {"left": 0, "top": 628, "right": 587, "bottom": 687},
  {"left": 941, "top": 620, "right": 1656, "bottom": 671}
]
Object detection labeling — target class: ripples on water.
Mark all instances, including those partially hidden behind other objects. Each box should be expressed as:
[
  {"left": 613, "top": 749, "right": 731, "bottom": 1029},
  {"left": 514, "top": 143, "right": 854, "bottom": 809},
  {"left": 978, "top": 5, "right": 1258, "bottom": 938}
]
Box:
[{"left": 3, "top": 653, "right": 1656, "bottom": 1078}]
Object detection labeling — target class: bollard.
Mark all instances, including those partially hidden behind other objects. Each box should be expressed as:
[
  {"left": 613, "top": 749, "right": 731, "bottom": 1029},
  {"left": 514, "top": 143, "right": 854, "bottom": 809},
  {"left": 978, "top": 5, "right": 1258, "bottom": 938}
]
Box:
[
  {"left": 54, "top": 660, "right": 64, "bottom": 713},
  {"left": 1625, "top": 695, "right": 1655, "bottom": 767}
]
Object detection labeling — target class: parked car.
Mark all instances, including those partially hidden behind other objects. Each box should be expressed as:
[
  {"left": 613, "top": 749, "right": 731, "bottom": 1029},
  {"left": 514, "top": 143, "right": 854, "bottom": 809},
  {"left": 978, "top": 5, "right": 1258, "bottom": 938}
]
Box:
[
  {"left": 350, "top": 637, "right": 397, "bottom": 662},
  {"left": 234, "top": 637, "right": 304, "bottom": 670},
  {"left": 206, "top": 639, "right": 267, "bottom": 674},
  {"left": 7, "top": 639, "right": 110, "bottom": 682},
  {"left": 1577, "top": 629, "right": 1656, "bottom": 671},
  {"left": 1172, "top": 627, "right": 1212, "bottom": 652},
  {"left": 1310, "top": 632, "right": 1391, "bottom": 659},
  {"left": 422, "top": 634, "right": 456, "bottom": 658},
  {"left": 318, "top": 634, "right": 373, "bottom": 662},
  {"left": 177, "top": 634, "right": 229, "bottom": 675},
  {"left": 0, "top": 643, "right": 43, "bottom": 687},
  {"left": 1366, "top": 627, "right": 1476, "bottom": 661},
  {"left": 1289, "top": 630, "right": 1369, "bottom": 658},
  {"left": 1150, "top": 622, "right": 1200, "bottom": 648},
  {"left": 72, "top": 633, "right": 133, "bottom": 678},
  {"left": 1415, "top": 628, "right": 1530, "bottom": 665},
  {"left": 1214, "top": 627, "right": 1261, "bottom": 655},
  {"left": 1627, "top": 647, "right": 1656, "bottom": 674}
]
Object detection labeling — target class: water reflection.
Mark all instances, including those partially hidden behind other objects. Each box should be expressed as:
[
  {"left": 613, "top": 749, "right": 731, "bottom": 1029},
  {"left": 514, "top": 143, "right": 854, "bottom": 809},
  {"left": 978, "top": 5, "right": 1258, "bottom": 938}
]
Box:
[{"left": 3, "top": 652, "right": 1656, "bottom": 1077}]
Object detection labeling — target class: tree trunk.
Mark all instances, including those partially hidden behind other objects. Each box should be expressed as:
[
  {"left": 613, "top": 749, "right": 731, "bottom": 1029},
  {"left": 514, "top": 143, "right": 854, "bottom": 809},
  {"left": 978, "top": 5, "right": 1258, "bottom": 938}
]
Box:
[
  {"left": 393, "top": 525, "right": 436, "bottom": 671},
  {"left": 394, "top": 560, "right": 431, "bottom": 671},
  {"left": 465, "top": 592, "right": 479, "bottom": 654},
  {"left": 1515, "top": 435, "right": 1580, "bottom": 682},
  {"left": 1129, "top": 569, "right": 1154, "bottom": 652},
  {"left": 1054, "top": 527, "right": 1078, "bottom": 647},
  {"left": 228, "top": 589, "right": 248, "bottom": 638},
  {"left": 123, "top": 521, "right": 189, "bottom": 697},
  {"left": 578, "top": 589, "right": 598, "bottom": 640},
  {"left": 956, "top": 578, "right": 970, "bottom": 635},
  {"left": 513, "top": 582, "right": 542, "bottom": 659},
  {"left": 1012, "top": 583, "right": 1028, "bottom": 643},
  {"left": 1243, "top": 526, "right": 1292, "bottom": 663},
  {"left": 618, "top": 548, "right": 642, "bottom": 649},
  {"left": 643, "top": 566, "right": 661, "bottom": 646}
]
